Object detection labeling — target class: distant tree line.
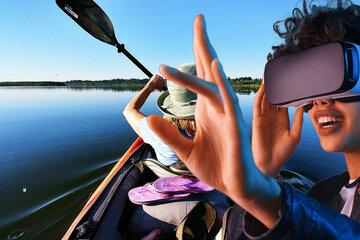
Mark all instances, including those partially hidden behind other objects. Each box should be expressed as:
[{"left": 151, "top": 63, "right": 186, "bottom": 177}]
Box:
[
  {"left": 66, "top": 78, "right": 148, "bottom": 90},
  {"left": 228, "top": 77, "right": 262, "bottom": 93},
  {"left": 0, "top": 77, "right": 262, "bottom": 93},
  {"left": 0, "top": 81, "right": 66, "bottom": 87}
]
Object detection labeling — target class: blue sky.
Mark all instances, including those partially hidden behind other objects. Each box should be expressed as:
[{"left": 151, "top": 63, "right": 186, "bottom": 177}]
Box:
[{"left": 0, "top": 0, "right": 317, "bottom": 81}]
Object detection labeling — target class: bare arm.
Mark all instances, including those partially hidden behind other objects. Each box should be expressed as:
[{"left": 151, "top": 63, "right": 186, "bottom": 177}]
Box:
[{"left": 123, "top": 75, "right": 166, "bottom": 137}]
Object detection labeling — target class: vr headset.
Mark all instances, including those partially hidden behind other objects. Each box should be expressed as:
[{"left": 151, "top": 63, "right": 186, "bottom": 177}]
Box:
[{"left": 264, "top": 42, "right": 360, "bottom": 111}]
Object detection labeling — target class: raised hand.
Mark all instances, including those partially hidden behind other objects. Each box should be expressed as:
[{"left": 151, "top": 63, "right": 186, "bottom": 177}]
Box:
[
  {"left": 147, "top": 15, "right": 282, "bottom": 228},
  {"left": 252, "top": 84, "right": 304, "bottom": 176},
  {"left": 147, "top": 74, "right": 166, "bottom": 92}
]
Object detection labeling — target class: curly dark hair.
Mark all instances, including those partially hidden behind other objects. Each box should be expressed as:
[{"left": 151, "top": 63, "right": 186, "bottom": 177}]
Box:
[{"left": 269, "top": 0, "right": 360, "bottom": 60}]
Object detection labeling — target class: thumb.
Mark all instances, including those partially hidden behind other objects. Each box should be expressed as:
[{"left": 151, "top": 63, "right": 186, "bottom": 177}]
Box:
[
  {"left": 147, "top": 115, "right": 193, "bottom": 161},
  {"left": 289, "top": 107, "right": 304, "bottom": 141}
]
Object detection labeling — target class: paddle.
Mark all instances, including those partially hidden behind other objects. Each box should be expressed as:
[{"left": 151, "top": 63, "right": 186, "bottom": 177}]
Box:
[{"left": 56, "top": 0, "right": 153, "bottom": 78}]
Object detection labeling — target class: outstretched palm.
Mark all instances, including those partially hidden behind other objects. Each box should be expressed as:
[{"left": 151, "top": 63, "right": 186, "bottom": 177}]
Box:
[
  {"left": 148, "top": 15, "right": 282, "bottom": 228},
  {"left": 252, "top": 84, "right": 304, "bottom": 176},
  {"left": 147, "top": 15, "right": 275, "bottom": 206}
]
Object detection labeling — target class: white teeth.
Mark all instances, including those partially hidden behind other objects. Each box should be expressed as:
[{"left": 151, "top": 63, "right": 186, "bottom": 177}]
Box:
[{"left": 317, "top": 116, "right": 342, "bottom": 125}]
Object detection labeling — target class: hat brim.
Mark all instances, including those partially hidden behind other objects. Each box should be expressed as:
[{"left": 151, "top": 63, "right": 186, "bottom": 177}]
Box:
[{"left": 157, "top": 91, "right": 196, "bottom": 119}]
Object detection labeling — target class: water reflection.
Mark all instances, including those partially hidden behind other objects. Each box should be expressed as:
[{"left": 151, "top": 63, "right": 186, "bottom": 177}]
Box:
[
  {"left": 0, "top": 87, "right": 162, "bottom": 239},
  {"left": 236, "top": 89, "right": 256, "bottom": 95}
]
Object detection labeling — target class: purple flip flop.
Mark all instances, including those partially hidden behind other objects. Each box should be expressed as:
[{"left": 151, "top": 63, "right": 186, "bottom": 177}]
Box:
[
  {"left": 153, "top": 176, "right": 214, "bottom": 194},
  {"left": 128, "top": 183, "right": 190, "bottom": 205}
]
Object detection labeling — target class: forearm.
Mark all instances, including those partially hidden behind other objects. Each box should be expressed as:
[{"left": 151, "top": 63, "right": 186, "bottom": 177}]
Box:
[
  {"left": 123, "top": 83, "right": 155, "bottom": 137},
  {"left": 234, "top": 114, "right": 284, "bottom": 229},
  {"left": 243, "top": 182, "right": 360, "bottom": 239},
  {"left": 124, "top": 83, "right": 153, "bottom": 114},
  {"left": 232, "top": 172, "right": 283, "bottom": 229}
]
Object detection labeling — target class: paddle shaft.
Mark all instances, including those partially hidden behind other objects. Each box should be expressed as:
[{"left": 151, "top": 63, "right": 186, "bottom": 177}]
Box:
[
  {"left": 118, "top": 45, "right": 153, "bottom": 78},
  {"left": 117, "top": 45, "right": 167, "bottom": 90}
]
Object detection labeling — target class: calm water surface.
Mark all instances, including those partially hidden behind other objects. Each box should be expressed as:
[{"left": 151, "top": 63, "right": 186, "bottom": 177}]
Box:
[{"left": 0, "top": 87, "right": 346, "bottom": 239}]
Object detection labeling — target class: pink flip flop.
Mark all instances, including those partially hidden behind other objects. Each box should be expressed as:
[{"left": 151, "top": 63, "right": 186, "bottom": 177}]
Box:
[
  {"left": 128, "top": 183, "right": 190, "bottom": 205},
  {"left": 153, "top": 176, "right": 214, "bottom": 194}
]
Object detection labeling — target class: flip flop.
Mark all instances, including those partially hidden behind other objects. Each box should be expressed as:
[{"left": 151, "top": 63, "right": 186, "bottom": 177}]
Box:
[
  {"left": 153, "top": 176, "right": 214, "bottom": 194},
  {"left": 128, "top": 183, "right": 190, "bottom": 205}
]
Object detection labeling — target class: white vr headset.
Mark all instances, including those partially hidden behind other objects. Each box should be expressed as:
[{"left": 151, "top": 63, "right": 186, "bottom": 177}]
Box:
[{"left": 264, "top": 42, "right": 360, "bottom": 111}]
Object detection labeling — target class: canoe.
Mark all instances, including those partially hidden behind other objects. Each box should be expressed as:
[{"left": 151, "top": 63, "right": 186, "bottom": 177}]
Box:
[
  {"left": 62, "top": 137, "right": 145, "bottom": 239},
  {"left": 62, "top": 138, "right": 314, "bottom": 240}
]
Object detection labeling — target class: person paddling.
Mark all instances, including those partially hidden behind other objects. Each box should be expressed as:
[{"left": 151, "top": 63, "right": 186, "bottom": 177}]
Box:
[{"left": 123, "top": 64, "right": 197, "bottom": 171}]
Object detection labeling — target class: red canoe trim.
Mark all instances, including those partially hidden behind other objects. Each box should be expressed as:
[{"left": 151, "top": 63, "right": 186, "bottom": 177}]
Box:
[{"left": 62, "top": 137, "right": 144, "bottom": 240}]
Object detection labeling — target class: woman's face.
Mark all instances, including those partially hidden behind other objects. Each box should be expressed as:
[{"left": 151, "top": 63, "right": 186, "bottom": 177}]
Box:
[{"left": 308, "top": 99, "right": 360, "bottom": 153}]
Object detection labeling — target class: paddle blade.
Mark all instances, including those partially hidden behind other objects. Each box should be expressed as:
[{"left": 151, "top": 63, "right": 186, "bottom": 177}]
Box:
[{"left": 56, "top": 0, "right": 118, "bottom": 46}]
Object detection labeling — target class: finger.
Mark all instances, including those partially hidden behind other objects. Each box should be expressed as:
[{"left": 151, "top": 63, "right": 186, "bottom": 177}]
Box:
[
  {"left": 262, "top": 91, "right": 277, "bottom": 112},
  {"left": 195, "top": 15, "right": 218, "bottom": 63},
  {"left": 211, "top": 59, "right": 237, "bottom": 113},
  {"left": 267, "top": 97, "right": 278, "bottom": 112},
  {"left": 194, "top": 47, "right": 205, "bottom": 79},
  {"left": 253, "top": 84, "right": 265, "bottom": 117},
  {"left": 147, "top": 115, "right": 193, "bottom": 162},
  {"left": 289, "top": 107, "right": 304, "bottom": 141},
  {"left": 277, "top": 106, "right": 288, "bottom": 115},
  {"left": 193, "top": 16, "right": 205, "bottom": 79},
  {"left": 140, "top": 229, "right": 162, "bottom": 240},
  {"left": 278, "top": 107, "right": 291, "bottom": 128},
  {"left": 262, "top": 77, "right": 278, "bottom": 112},
  {"left": 260, "top": 91, "right": 268, "bottom": 115},
  {"left": 194, "top": 15, "right": 218, "bottom": 81},
  {"left": 273, "top": 105, "right": 290, "bottom": 117},
  {"left": 160, "top": 64, "right": 223, "bottom": 112}
]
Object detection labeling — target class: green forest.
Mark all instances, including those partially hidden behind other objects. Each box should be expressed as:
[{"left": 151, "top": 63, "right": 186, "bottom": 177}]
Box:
[{"left": 0, "top": 77, "right": 261, "bottom": 93}]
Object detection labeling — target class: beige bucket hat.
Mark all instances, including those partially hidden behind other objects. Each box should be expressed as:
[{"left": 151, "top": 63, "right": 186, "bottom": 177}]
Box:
[{"left": 157, "top": 64, "right": 197, "bottom": 119}]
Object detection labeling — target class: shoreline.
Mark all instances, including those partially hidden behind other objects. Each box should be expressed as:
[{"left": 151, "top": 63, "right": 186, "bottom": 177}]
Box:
[{"left": 0, "top": 77, "right": 261, "bottom": 93}]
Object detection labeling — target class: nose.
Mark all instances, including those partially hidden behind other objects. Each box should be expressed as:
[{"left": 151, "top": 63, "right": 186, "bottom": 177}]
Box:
[{"left": 312, "top": 99, "right": 334, "bottom": 107}]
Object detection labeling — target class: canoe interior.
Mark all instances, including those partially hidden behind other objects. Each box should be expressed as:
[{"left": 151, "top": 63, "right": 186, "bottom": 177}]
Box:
[
  {"left": 67, "top": 143, "right": 230, "bottom": 239},
  {"left": 67, "top": 143, "right": 314, "bottom": 240}
]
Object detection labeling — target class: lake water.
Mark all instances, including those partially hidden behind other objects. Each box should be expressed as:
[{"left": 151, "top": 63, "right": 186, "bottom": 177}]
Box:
[{"left": 0, "top": 87, "right": 346, "bottom": 239}]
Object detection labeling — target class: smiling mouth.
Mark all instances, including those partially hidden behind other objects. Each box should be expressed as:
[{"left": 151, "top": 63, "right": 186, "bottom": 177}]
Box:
[
  {"left": 314, "top": 111, "right": 344, "bottom": 135},
  {"left": 317, "top": 116, "right": 343, "bottom": 128}
]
